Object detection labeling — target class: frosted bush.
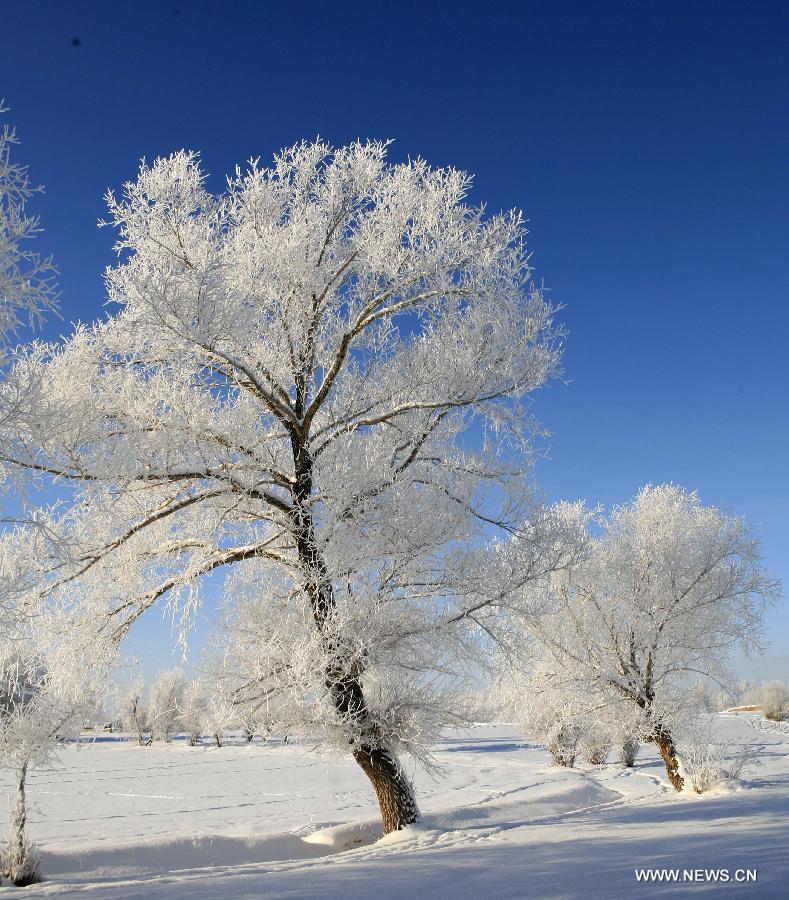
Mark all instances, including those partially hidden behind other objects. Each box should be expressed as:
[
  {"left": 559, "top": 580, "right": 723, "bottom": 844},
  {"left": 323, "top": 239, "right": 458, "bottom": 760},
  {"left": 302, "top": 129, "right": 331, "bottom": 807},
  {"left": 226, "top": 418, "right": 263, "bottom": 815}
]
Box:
[
  {"left": 580, "top": 724, "right": 612, "bottom": 765},
  {"left": 1, "top": 832, "right": 41, "bottom": 887},
  {"left": 496, "top": 665, "right": 589, "bottom": 769},
  {"left": 149, "top": 668, "right": 185, "bottom": 742},
  {"left": 619, "top": 736, "right": 639, "bottom": 767},
  {"left": 547, "top": 722, "right": 582, "bottom": 767},
  {"left": 759, "top": 682, "right": 789, "bottom": 721},
  {"left": 680, "top": 731, "right": 761, "bottom": 794}
]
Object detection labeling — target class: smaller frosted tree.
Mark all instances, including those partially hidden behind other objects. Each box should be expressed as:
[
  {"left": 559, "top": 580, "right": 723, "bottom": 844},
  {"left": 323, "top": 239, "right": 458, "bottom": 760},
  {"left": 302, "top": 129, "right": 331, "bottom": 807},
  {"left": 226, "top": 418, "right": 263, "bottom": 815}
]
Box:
[
  {"left": 122, "top": 676, "right": 152, "bottom": 746},
  {"left": 0, "top": 642, "right": 97, "bottom": 885},
  {"left": 149, "top": 668, "right": 185, "bottom": 743},
  {"left": 498, "top": 659, "right": 640, "bottom": 769},
  {"left": 754, "top": 681, "right": 789, "bottom": 721},
  {"left": 520, "top": 485, "right": 779, "bottom": 790},
  {"left": 497, "top": 663, "right": 586, "bottom": 767},
  {"left": 0, "top": 657, "right": 50, "bottom": 886},
  {"left": 200, "top": 694, "right": 237, "bottom": 748},
  {"left": 579, "top": 722, "right": 613, "bottom": 765},
  {"left": 179, "top": 682, "right": 205, "bottom": 746}
]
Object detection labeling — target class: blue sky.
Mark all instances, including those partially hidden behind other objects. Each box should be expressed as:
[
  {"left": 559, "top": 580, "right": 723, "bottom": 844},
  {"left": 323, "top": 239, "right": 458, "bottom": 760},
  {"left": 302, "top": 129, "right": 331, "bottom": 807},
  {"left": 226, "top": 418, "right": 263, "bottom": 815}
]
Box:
[{"left": 2, "top": 0, "right": 787, "bottom": 680}]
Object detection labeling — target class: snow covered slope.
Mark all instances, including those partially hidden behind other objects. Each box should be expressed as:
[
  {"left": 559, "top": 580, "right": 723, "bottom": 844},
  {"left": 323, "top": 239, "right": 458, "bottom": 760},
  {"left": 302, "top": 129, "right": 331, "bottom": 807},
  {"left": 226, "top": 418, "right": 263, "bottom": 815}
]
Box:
[{"left": 3, "top": 714, "right": 787, "bottom": 897}]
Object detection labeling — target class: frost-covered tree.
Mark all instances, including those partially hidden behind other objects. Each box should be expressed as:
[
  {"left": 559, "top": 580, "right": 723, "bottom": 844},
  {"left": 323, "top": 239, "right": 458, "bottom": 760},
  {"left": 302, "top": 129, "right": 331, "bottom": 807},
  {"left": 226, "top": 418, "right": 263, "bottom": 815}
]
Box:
[
  {"left": 0, "top": 517, "right": 109, "bottom": 884},
  {"left": 200, "top": 694, "right": 237, "bottom": 748},
  {"left": 0, "top": 140, "right": 574, "bottom": 831},
  {"left": 0, "top": 635, "right": 97, "bottom": 884},
  {"left": 497, "top": 662, "right": 587, "bottom": 767},
  {"left": 122, "top": 676, "right": 152, "bottom": 746},
  {"left": 149, "top": 667, "right": 185, "bottom": 742},
  {"left": 753, "top": 681, "right": 789, "bottom": 721},
  {"left": 0, "top": 102, "right": 57, "bottom": 340},
  {"left": 579, "top": 722, "right": 613, "bottom": 765},
  {"left": 518, "top": 485, "right": 779, "bottom": 790},
  {"left": 179, "top": 681, "right": 205, "bottom": 745}
]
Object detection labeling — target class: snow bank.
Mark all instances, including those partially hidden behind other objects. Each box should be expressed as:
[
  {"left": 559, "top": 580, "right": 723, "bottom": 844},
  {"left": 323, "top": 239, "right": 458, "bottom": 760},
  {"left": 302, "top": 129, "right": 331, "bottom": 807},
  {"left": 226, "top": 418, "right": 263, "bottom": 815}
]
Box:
[{"left": 302, "top": 820, "right": 382, "bottom": 851}]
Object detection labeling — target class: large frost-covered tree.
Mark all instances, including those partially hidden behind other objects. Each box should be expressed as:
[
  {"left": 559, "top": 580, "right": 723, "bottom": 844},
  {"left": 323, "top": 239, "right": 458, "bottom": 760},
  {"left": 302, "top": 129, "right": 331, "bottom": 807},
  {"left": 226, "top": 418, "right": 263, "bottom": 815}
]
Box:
[
  {"left": 0, "top": 140, "right": 575, "bottom": 831},
  {"left": 513, "top": 485, "right": 778, "bottom": 790}
]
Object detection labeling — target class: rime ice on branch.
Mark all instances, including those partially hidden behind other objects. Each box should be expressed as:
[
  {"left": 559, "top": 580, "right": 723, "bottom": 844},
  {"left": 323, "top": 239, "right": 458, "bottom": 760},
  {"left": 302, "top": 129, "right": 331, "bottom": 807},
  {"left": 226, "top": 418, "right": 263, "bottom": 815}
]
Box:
[{"left": 0, "top": 102, "right": 57, "bottom": 340}]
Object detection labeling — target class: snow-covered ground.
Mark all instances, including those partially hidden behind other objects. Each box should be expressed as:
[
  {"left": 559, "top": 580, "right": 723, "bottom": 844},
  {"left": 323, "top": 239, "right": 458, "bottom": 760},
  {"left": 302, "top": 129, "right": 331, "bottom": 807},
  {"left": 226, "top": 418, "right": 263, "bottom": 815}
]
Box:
[{"left": 3, "top": 713, "right": 788, "bottom": 897}]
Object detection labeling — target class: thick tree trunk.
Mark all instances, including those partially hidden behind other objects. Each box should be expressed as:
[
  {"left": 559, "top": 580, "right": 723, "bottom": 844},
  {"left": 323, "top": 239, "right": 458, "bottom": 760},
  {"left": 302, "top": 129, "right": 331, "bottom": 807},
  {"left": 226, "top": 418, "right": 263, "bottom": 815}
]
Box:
[
  {"left": 651, "top": 725, "right": 684, "bottom": 791},
  {"left": 353, "top": 745, "right": 420, "bottom": 834},
  {"left": 290, "top": 436, "right": 421, "bottom": 833},
  {"left": 328, "top": 671, "right": 421, "bottom": 833}
]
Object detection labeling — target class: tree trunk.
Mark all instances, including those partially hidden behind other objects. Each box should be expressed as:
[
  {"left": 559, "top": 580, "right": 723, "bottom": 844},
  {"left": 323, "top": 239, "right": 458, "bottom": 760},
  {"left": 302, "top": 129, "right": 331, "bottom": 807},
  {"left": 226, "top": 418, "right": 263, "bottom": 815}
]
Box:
[
  {"left": 290, "top": 437, "right": 421, "bottom": 834},
  {"left": 652, "top": 725, "right": 684, "bottom": 791},
  {"left": 4, "top": 761, "right": 40, "bottom": 886},
  {"left": 328, "top": 670, "right": 420, "bottom": 833},
  {"left": 353, "top": 745, "right": 420, "bottom": 834},
  {"left": 8, "top": 762, "right": 27, "bottom": 877}
]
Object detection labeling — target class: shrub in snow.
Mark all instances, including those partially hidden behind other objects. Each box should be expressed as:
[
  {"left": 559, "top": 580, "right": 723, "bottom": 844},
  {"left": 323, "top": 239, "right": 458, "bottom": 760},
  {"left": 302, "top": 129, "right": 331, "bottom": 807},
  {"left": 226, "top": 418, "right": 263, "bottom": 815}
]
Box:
[
  {"left": 178, "top": 683, "right": 205, "bottom": 746},
  {"left": 619, "top": 736, "right": 639, "bottom": 768},
  {"left": 200, "top": 694, "right": 237, "bottom": 748},
  {"left": 580, "top": 723, "right": 612, "bottom": 765},
  {"left": 547, "top": 722, "right": 582, "bottom": 767},
  {"left": 496, "top": 663, "right": 588, "bottom": 768},
  {"left": 1, "top": 829, "right": 40, "bottom": 888},
  {"left": 679, "top": 726, "right": 761, "bottom": 794},
  {"left": 758, "top": 681, "right": 789, "bottom": 721}
]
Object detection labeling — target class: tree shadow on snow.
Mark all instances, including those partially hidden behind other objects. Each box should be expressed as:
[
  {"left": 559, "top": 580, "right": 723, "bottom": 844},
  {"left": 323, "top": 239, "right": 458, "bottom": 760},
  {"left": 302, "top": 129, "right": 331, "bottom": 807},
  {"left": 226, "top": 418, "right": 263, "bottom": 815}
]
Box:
[{"left": 437, "top": 736, "right": 537, "bottom": 753}]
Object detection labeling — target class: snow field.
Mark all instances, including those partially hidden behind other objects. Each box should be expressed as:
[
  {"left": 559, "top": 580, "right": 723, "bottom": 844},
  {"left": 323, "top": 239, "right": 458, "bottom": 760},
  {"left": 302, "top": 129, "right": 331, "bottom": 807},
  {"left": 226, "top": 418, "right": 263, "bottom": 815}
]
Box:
[{"left": 2, "top": 714, "right": 787, "bottom": 897}]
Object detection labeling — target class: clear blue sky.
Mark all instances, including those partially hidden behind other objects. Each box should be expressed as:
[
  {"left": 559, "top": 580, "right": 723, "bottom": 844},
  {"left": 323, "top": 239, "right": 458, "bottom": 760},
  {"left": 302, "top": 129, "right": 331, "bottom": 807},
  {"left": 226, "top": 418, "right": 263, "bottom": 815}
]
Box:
[{"left": 2, "top": 0, "right": 787, "bottom": 680}]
